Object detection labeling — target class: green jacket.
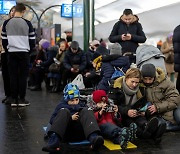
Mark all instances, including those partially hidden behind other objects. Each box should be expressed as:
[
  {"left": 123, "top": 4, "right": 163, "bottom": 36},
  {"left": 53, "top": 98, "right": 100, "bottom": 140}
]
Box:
[{"left": 140, "top": 68, "right": 180, "bottom": 123}]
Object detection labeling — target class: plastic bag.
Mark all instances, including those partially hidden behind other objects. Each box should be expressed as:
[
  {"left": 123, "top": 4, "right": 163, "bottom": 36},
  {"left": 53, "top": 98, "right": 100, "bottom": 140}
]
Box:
[
  {"left": 111, "top": 67, "right": 125, "bottom": 80},
  {"left": 71, "top": 74, "right": 85, "bottom": 89}
]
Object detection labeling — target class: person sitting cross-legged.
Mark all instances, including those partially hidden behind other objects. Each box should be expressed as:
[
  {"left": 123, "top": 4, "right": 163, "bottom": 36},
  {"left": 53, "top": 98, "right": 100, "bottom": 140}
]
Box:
[{"left": 42, "top": 83, "right": 104, "bottom": 152}]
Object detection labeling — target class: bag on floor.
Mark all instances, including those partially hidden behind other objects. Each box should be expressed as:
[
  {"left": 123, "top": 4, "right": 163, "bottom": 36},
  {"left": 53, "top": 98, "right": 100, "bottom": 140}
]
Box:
[
  {"left": 72, "top": 74, "right": 85, "bottom": 89},
  {"left": 48, "top": 63, "right": 60, "bottom": 73}
]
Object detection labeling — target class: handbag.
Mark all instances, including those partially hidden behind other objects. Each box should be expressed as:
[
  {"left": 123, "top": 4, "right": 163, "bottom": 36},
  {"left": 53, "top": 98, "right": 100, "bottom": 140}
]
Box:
[
  {"left": 111, "top": 67, "right": 125, "bottom": 80},
  {"left": 48, "top": 63, "right": 60, "bottom": 73},
  {"left": 165, "top": 52, "right": 174, "bottom": 64},
  {"left": 71, "top": 74, "right": 85, "bottom": 89}
]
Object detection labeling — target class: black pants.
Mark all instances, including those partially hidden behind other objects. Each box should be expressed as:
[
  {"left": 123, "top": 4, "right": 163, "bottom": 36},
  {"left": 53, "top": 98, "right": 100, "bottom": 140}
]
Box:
[
  {"left": 49, "top": 108, "right": 100, "bottom": 142},
  {"left": 176, "top": 72, "right": 180, "bottom": 93},
  {"left": 1, "top": 53, "right": 11, "bottom": 97},
  {"left": 8, "top": 52, "right": 30, "bottom": 99}
]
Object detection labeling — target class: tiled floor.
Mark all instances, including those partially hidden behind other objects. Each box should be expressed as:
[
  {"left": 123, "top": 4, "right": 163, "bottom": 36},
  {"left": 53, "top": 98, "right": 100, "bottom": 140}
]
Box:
[{"left": 0, "top": 72, "right": 180, "bottom": 154}]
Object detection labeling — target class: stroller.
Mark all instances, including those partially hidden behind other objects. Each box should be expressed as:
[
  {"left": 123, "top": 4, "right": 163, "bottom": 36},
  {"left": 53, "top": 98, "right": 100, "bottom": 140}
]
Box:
[{"left": 136, "top": 45, "right": 166, "bottom": 72}]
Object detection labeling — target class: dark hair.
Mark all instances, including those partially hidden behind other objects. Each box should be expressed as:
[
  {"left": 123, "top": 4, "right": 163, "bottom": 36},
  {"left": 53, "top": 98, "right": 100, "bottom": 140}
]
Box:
[
  {"left": 9, "top": 6, "right": 15, "bottom": 15},
  {"left": 15, "top": 3, "right": 26, "bottom": 12},
  {"left": 123, "top": 9, "right": 133, "bottom": 15}
]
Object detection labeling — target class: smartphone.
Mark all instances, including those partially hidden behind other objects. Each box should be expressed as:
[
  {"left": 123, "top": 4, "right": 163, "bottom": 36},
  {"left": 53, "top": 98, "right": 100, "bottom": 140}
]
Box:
[{"left": 124, "top": 33, "right": 127, "bottom": 36}]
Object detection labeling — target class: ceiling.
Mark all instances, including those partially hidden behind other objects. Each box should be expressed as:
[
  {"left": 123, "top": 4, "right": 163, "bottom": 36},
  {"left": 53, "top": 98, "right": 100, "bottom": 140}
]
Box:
[{"left": 1, "top": 0, "right": 180, "bottom": 43}]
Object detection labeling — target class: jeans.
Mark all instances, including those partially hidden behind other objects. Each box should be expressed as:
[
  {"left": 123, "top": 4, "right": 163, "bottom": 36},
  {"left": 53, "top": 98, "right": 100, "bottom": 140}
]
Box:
[
  {"left": 162, "top": 107, "right": 180, "bottom": 131},
  {"left": 99, "top": 122, "right": 122, "bottom": 143}
]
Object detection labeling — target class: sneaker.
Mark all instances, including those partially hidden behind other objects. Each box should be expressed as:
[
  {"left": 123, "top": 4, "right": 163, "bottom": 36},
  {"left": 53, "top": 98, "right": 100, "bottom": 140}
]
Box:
[
  {"left": 4, "top": 97, "right": 17, "bottom": 105},
  {"left": 11, "top": 99, "right": 30, "bottom": 107},
  {"left": 142, "top": 117, "right": 159, "bottom": 139},
  {"left": 129, "top": 123, "right": 137, "bottom": 141},
  {"left": 119, "top": 127, "right": 130, "bottom": 149},
  {"left": 42, "top": 133, "right": 61, "bottom": 152},
  {"left": 90, "top": 136, "right": 104, "bottom": 150},
  {"left": 2, "top": 97, "right": 9, "bottom": 103},
  {"left": 153, "top": 123, "right": 166, "bottom": 144}
]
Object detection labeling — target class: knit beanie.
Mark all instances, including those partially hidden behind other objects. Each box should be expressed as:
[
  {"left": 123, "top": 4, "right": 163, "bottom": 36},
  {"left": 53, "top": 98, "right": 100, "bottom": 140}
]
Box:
[
  {"left": 39, "top": 39, "right": 50, "bottom": 50},
  {"left": 92, "top": 90, "right": 108, "bottom": 103},
  {"left": 91, "top": 40, "right": 100, "bottom": 46},
  {"left": 141, "top": 64, "right": 156, "bottom": 77},
  {"left": 70, "top": 41, "right": 79, "bottom": 50},
  {"left": 63, "top": 83, "right": 80, "bottom": 101},
  {"left": 109, "top": 43, "right": 122, "bottom": 55}
]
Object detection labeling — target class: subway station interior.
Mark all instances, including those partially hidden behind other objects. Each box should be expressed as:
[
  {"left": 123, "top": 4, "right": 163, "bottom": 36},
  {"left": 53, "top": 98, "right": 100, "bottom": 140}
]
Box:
[{"left": 1, "top": 0, "right": 180, "bottom": 154}]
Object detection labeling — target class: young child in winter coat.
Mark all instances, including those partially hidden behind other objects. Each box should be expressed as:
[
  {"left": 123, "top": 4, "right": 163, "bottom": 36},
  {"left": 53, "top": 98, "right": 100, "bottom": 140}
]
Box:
[
  {"left": 42, "top": 83, "right": 104, "bottom": 152},
  {"left": 92, "top": 90, "right": 137, "bottom": 149}
]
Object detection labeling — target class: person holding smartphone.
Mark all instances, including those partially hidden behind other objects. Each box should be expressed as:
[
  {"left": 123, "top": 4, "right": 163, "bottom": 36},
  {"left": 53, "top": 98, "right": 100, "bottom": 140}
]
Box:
[{"left": 109, "top": 9, "right": 146, "bottom": 64}]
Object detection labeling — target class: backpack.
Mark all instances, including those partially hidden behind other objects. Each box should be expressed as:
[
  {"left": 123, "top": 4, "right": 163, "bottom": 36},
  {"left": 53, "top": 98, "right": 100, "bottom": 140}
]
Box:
[{"left": 111, "top": 67, "right": 125, "bottom": 80}]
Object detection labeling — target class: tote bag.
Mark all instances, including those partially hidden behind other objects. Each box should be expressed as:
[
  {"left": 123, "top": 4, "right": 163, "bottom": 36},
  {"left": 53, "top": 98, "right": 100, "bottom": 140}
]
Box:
[{"left": 71, "top": 74, "right": 85, "bottom": 89}]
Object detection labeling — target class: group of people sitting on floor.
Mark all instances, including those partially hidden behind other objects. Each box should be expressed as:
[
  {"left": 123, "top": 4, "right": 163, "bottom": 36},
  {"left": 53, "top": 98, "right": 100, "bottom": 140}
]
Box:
[{"left": 42, "top": 62, "right": 180, "bottom": 152}]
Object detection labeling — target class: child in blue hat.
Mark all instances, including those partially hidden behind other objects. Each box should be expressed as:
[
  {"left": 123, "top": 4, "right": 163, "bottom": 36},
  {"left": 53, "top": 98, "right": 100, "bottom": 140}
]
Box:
[{"left": 42, "top": 83, "right": 104, "bottom": 152}]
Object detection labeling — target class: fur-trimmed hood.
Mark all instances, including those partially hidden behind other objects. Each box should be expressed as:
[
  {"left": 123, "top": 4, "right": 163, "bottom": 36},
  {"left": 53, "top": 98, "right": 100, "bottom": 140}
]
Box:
[{"left": 120, "top": 14, "right": 139, "bottom": 24}]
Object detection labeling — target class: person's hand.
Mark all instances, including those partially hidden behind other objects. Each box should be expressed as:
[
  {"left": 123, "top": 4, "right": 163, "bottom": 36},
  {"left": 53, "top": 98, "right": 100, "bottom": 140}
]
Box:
[
  {"left": 99, "top": 104, "right": 107, "bottom": 115},
  {"left": 125, "top": 33, "right": 132, "bottom": 40},
  {"left": 128, "top": 109, "right": 138, "bottom": 118},
  {"left": 148, "top": 105, "right": 157, "bottom": 114},
  {"left": 36, "top": 60, "right": 42, "bottom": 64},
  {"left": 121, "top": 34, "right": 127, "bottom": 41},
  {"left": 72, "top": 112, "right": 79, "bottom": 120},
  {"left": 85, "top": 72, "right": 91, "bottom": 77},
  {"left": 113, "top": 105, "right": 118, "bottom": 113},
  {"left": 74, "top": 68, "right": 79, "bottom": 73},
  {"left": 71, "top": 68, "right": 76, "bottom": 72}
]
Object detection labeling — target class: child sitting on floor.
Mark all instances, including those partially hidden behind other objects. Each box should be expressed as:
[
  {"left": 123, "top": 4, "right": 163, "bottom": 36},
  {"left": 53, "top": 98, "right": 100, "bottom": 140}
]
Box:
[
  {"left": 42, "top": 83, "right": 104, "bottom": 152},
  {"left": 92, "top": 90, "right": 137, "bottom": 149}
]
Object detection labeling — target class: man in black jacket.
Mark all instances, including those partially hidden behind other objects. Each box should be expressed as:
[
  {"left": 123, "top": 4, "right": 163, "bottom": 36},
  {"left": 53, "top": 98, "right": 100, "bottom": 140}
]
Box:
[
  {"left": 109, "top": 9, "right": 146, "bottom": 64},
  {"left": 173, "top": 25, "right": 180, "bottom": 93}
]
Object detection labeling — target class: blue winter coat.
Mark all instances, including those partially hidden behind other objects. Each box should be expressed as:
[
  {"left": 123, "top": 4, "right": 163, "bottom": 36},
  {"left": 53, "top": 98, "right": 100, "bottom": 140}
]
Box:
[
  {"left": 63, "top": 47, "right": 87, "bottom": 72},
  {"left": 97, "top": 54, "right": 130, "bottom": 92},
  {"left": 49, "top": 99, "right": 87, "bottom": 124},
  {"left": 173, "top": 25, "right": 180, "bottom": 72}
]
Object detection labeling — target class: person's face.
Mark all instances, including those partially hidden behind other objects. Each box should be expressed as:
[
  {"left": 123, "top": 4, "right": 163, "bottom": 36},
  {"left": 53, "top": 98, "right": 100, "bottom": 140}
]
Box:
[
  {"left": 59, "top": 43, "right": 66, "bottom": 52},
  {"left": 10, "top": 8, "right": 15, "bottom": 18},
  {"left": 68, "top": 98, "right": 79, "bottom": 105},
  {"left": 96, "top": 100, "right": 107, "bottom": 108},
  {"left": 142, "top": 77, "right": 155, "bottom": 86},
  {"left": 125, "top": 77, "right": 140, "bottom": 90},
  {"left": 71, "top": 48, "right": 78, "bottom": 53},
  {"left": 123, "top": 14, "right": 133, "bottom": 25}
]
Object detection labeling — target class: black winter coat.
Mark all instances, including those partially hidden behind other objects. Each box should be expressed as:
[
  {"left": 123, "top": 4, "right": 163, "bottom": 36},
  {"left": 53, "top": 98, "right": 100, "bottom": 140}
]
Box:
[
  {"left": 63, "top": 47, "right": 87, "bottom": 72},
  {"left": 109, "top": 19, "right": 146, "bottom": 54},
  {"left": 173, "top": 25, "right": 180, "bottom": 72}
]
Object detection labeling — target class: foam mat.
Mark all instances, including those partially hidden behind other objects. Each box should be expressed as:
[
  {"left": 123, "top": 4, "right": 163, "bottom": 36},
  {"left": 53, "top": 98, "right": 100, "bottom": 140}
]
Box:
[{"left": 104, "top": 139, "right": 137, "bottom": 150}]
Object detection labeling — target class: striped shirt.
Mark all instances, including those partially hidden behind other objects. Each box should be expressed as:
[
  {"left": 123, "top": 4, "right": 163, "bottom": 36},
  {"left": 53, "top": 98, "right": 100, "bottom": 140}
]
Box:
[{"left": 1, "top": 17, "right": 35, "bottom": 52}]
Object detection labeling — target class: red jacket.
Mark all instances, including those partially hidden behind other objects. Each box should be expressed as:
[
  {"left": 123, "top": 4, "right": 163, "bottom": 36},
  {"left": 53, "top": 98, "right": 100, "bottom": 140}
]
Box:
[{"left": 94, "top": 111, "right": 122, "bottom": 126}]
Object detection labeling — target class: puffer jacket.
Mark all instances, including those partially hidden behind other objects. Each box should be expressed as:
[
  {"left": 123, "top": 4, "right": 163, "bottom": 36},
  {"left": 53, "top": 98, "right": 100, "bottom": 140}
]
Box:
[
  {"left": 110, "top": 76, "right": 145, "bottom": 116},
  {"left": 173, "top": 25, "right": 180, "bottom": 72},
  {"left": 109, "top": 15, "right": 146, "bottom": 54},
  {"left": 140, "top": 67, "right": 180, "bottom": 123},
  {"left": 97, "top": 54, "right": 130, "bottom": 92},
  {"left": 63, "top": 47, "right": 87, "bottom": 72}
]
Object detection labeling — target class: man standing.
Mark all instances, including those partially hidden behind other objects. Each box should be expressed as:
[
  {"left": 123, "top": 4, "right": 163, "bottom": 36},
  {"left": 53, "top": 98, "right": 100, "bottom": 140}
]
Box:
[
  {"left": 109, "top": 9, "right": 146, "bottom": 63},
  {"left": 1, "top": 3, "right": 35, "bottom": 106},
  {"left": 173, "top": 25, "right": 180, "bottom": 93}
]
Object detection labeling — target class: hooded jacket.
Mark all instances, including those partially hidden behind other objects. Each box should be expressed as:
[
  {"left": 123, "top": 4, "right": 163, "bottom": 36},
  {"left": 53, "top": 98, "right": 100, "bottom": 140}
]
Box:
[
  {"left": 109, "top": 15, "right": 146, "bottom": 54},
  {"left": 140, "top": 68, "right": 180, "bottom": 123},
  {"left": 173, "top": 25, "right": 180, "bottom": 72},
  {"left": 110, "top": 76, "right": 145, "bottom": 116}
]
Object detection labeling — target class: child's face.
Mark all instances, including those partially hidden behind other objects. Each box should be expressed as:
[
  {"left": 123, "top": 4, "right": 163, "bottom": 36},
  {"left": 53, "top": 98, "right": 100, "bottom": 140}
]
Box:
[
  {"left": 68, "top": 98, "right": 79, "bottom": 105},
  {"left": 96, "top": 101, "right": 107, "bottom": 108}
]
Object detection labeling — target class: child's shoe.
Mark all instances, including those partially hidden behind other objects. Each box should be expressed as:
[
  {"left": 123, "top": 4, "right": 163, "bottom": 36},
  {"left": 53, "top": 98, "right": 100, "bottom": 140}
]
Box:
[
  {"left": 129, "top": 123, "right": 137, "bottom": 141},
  {"left": 119, "top": 127, "right": 130, "bottom": 149},
  {"left": 89, "top": 133, "right": 104, "bottom": 150},
  {"left": 42, "top": 133, "right": 61, "bottom": 152}
]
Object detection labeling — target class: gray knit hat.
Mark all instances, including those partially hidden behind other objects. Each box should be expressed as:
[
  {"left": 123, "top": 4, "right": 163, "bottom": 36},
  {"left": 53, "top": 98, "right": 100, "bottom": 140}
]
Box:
[
  {"left": 141, "top": 64, "right": 156, "bottom": 77},
  {"left": 109, "top": 43, "right": 122, "bottom": 55}
]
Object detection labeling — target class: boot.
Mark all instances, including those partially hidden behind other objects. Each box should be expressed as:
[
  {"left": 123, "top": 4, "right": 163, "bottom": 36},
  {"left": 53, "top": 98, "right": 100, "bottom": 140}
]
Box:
[{"left": 42, "top": 133, "right": 61, "bottom": 152}]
